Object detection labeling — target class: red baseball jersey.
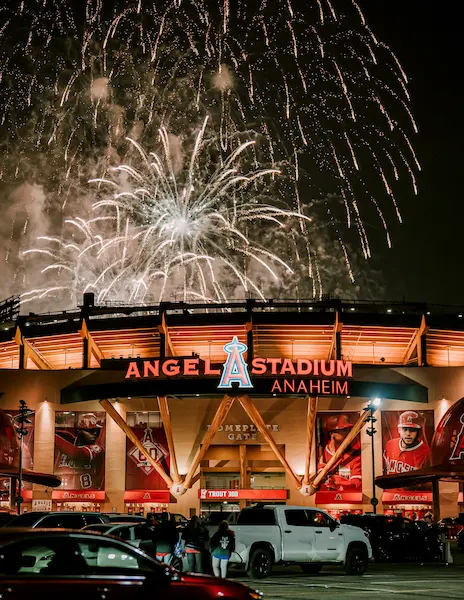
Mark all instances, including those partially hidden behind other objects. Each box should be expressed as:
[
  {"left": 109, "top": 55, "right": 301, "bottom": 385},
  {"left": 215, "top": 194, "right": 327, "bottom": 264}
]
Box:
[
  {"left": 54, "top": 430, "right": 105, "bottom": 489},
  {"left": 317, "top": 446, "right": 362, "bottom": 490},
  {"left": 383, "top": 438, "right": 431, "bottom": 474}
]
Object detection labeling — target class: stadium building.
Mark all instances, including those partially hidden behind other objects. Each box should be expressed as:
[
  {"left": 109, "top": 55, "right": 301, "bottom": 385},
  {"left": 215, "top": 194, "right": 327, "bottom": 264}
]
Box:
[{"left": 1, "top": 293, "right": 464, "bottom": 520}]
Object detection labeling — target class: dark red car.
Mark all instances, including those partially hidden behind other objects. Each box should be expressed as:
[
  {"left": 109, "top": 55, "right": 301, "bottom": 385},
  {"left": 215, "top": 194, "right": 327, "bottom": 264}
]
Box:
[{"left": 0, "top": 529, "right": 262, "bottom": 600}]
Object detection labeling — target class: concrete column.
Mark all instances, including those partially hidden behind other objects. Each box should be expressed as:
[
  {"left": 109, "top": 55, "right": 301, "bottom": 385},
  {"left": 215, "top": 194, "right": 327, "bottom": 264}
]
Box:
[
  {"left": 104, "top": 401, "right": 127, "bottom": 512},
  {"left": 32, "top": 400, "right": 55, "bottom": 499},
  {"left": 438, "top": 480, "right": 459, "bottom": 520}
]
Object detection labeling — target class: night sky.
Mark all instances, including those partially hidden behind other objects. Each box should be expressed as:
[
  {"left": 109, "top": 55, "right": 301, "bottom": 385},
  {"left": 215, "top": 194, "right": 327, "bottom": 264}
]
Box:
[
  {"left": 358, "top": 0, "right": 463, "bottom": 305},
  {"left": 0, "top": 1, "right": 461, "bottom": 308}
]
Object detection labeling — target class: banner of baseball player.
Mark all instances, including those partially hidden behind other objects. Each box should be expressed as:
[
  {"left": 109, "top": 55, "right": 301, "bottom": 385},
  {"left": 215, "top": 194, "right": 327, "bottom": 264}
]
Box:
[
  {"left": 315, "top": 412, "right": 363, "bottom": 504},
  {"left": 0, "top": 410, "right": 35, "bottom": 501},
  {"left": 125, "top": 413, "right": 170, "bottom": 494},
  {"left": 54, "top": 411, "right": 106, "bottom": 490},
  {"left": 381, "top": 410, "right": 434, "bottom": 502}
]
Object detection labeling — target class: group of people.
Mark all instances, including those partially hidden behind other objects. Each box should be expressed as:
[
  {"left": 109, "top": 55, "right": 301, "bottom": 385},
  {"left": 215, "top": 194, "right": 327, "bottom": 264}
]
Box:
[{"left": 146, "top": 513, "right": 235, "bottom": 578}]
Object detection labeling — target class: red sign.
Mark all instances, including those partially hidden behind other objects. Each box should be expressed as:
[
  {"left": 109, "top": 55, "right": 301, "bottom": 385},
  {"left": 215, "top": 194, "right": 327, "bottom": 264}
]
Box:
[
  {"left": 20, "top": 490, "right": 33, "bottom": 501},
  {"left": 315, "top": 491, "right": 363, "bottom": 504},
  {"left": 52, "top": 490, "right": 106, "bottom": 501},
  {"left": 124, "top": 491, "right": 171, "bottom": 503},
  {"left": 125, "top": 419, "right": 170, "bottom": 492},
  {"left": 126, "top": 358, "right": 352, "bottom": 380},
  {"left": 382, "top": 491, "right": 433, "bottom": 503},
  {"left": 198, "top": 489, "right": 288, "bottom": 501}
]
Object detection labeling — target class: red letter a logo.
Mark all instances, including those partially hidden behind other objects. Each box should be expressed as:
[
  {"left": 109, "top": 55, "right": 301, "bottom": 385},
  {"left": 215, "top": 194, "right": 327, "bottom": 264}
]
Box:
[{"left": 450, "top": 414, "right": 464, "bottom": 461}]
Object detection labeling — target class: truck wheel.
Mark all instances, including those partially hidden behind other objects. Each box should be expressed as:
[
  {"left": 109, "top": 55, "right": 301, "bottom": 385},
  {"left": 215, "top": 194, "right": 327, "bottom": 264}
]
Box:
[
  {"left": 247, "top": 548, "right": 273, "bottom": 579},
  {"left": 344, "top": 546, "right": 367, "bottom": 575},
  {"left": 300, "top": 564, "right": 322, "bottom": 574}
]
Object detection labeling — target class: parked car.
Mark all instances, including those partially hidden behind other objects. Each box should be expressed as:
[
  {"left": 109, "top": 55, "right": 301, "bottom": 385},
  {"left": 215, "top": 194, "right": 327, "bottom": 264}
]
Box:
[
  {"left": 0, "top": 529, "right": 262, "bottom": 600},
  {"left": 217, "top": 504, "right": 372, "bottom": 578},
  {"left": 82, "top": 522, "right": 156, "bottom": 557},
  {"left": 340, "top": 514, "right": 443, "bottom": 563},
  {"left": 4, "top": 512, "right": 109, "bottom": 529}
]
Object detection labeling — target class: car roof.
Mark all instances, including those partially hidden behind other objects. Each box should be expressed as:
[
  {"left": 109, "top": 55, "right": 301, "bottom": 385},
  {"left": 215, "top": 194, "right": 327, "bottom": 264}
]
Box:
[
  {"left": 10, "top": 511, "right": 105, "bottom": 517},
  {"left": 0, "top": 528, "right": 127, "bottom": 541}
]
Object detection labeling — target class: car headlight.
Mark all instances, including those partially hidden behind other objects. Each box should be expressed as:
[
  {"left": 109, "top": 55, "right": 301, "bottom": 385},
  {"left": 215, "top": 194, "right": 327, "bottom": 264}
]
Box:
[
  {"left": 363, "top": 531, "right": 370, "bottom": 539},
  {"left": 249, "top": 592, "right": 263, "bottom": 599}
]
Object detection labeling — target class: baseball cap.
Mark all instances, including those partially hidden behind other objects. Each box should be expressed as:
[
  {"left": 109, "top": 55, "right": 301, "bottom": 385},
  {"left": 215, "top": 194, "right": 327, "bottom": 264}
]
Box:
[
  {"left": 325, "top": 414, "right": 353, "bottom": 432},
  {"left": 398, "top": 411, "right": 422, "bottom": 429},
  {"left": 78, "top": 413, "right": 102, "bottom": 429}
]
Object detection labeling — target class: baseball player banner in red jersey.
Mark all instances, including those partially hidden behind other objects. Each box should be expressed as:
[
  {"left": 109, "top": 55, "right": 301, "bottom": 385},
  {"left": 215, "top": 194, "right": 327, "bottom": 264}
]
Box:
[
  {"left": 54, "top": 411, "right": 106, "bottom": 491},
  {"left": 381, "top": 410, "right": 434, "bottom": 502},
  {"left": 0, "top": 410, "right": 34, "bottom": 500},
  {"left": 125, "top": 413, "right": 170, "bottom": 494},
  {"left": 315, "top": 412, "right": 363, "bottom": 504}
]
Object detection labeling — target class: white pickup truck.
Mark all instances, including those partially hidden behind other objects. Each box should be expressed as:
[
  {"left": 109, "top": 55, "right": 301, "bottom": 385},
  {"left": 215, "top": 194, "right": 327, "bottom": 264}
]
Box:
[{"left": 223, "top": 504, "right": 372, "bottom": 578}]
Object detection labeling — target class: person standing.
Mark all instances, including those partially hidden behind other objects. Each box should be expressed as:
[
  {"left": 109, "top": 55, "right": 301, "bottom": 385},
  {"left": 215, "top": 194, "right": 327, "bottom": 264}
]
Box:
[
  {"left": 154, "top": 512, "right": 178, "bottom": 564},
  {"left": 210, "top": 521, "right": 235, "bottom": 578},
  {"left": 181, "top": 515, "right": 209, "bottom": 573}
]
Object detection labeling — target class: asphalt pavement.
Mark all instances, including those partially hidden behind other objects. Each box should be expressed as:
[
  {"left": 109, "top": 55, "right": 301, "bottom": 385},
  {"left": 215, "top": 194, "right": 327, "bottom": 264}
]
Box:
[{"left": 232, "top": 544, "right": 464, "bottom": 600}]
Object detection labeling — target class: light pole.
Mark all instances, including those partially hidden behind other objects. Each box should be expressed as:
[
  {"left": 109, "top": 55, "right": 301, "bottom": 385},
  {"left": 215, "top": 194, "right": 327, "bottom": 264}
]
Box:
[
  {"left": 15, "top": 399, "right": 33, "bottom": 515},
  {"left": 365, "top": 398, "right": 381, "bottom": 514}
]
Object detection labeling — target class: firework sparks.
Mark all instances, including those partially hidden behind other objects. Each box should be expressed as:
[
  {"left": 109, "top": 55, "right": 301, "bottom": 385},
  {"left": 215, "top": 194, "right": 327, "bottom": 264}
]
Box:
[
  {"left": 25, "top": 118, "right": 313, "bottom": 305},
  {"left": 0, "top": 0, "right": 419, "bottom": 305}
]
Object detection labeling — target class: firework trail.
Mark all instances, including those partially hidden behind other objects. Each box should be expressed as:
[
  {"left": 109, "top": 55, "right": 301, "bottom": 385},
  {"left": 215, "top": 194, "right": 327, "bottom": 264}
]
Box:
[{"left": 0, "top": 0, "right": 419, "bottom": 305}]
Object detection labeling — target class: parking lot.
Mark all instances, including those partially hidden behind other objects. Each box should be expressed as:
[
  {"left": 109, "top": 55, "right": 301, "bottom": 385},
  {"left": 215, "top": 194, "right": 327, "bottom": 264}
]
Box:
[{"left": 233, "top": 547, "right": 464, "bottom": 600}]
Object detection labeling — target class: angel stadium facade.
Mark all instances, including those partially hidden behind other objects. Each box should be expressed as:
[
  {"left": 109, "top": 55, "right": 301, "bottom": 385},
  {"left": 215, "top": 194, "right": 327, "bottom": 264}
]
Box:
[{"left": 1, "top": 293, "right": 464, "bottom": 521}]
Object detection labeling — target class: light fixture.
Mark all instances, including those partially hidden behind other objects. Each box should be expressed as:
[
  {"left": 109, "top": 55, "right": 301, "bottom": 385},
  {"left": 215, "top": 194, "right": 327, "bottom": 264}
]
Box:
[
  {"left": 365, "top": 399, "right": 381, "bottom": 514},
  {"left": 387, "top": 309, "right": 392, "bottom": 313}
]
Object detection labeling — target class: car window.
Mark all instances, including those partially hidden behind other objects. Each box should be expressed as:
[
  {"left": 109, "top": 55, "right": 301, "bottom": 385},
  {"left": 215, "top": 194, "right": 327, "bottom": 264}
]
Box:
[
  {"left": 307, "top": 511, "right": 331, "bottom": 527},
  {"left": 6, "top": 513, "right": 43, "bottom": 528},
  {"left": 83, "top": 515, "right": 105, "bottom": 526},
  {"left": 285, "top": 510, "right": 310, "bottom": 526},
  {"left": 133, "top": 525, "right": 154, "bottom": 541},
  {"left": 0, "top": 538, "right": 88, "bottom": 575},
  {"left": 76, "top": 539, "right": 156, "bottom": 573},
  {"left": 237, "top": 509, "right": 276, "bottom": 525},
  {"left": 40, "top": 514, "right": 85, "bottom": 529},
  {"left": 110, "top": 526, "right": 132, "bottom": 541}
]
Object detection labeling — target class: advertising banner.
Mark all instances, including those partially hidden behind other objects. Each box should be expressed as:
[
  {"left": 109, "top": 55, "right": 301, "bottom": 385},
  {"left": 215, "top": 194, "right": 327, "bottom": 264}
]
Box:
[
  {"left": 125, "top": 413, "right": 170, "bottom": 492},
  {"left": 0, "top": 409, "right": 34, "bottom": 500},
  {"left": 54, "top": 411, "right": 106, "bottom": 490},
  {"left": 381, "top": 409, "right": 434, "bottom": 501},
  {"left": 198, "top": 489, "right": 288, "bottom": 501},
  {"left": 315, "top": 412, "right": 362, "bottom": 503}
]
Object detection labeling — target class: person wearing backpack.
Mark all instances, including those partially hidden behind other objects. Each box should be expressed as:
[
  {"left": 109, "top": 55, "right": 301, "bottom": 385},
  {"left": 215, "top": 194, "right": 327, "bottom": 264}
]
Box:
[{"left": 210, "top": 520, "right": 235, "bottom": 578}]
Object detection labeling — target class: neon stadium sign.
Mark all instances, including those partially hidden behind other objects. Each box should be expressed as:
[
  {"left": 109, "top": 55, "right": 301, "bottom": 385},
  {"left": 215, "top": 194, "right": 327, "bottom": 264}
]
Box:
[{"left": 125, "top": 337, "right": 352, "bottom": 396}]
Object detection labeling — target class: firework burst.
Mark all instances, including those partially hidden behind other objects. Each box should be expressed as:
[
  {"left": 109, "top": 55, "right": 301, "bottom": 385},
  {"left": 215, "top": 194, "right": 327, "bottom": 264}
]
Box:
[{"left": 25, "top": 118, "right": 313, "bottom": 305}]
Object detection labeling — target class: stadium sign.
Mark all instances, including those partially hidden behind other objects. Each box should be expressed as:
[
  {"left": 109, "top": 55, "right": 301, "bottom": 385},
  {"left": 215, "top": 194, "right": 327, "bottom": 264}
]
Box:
[{"left": 125, "top": 336, "right": 352, "bottom": 396}]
